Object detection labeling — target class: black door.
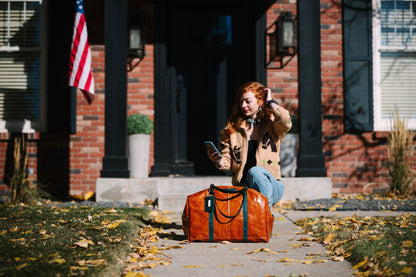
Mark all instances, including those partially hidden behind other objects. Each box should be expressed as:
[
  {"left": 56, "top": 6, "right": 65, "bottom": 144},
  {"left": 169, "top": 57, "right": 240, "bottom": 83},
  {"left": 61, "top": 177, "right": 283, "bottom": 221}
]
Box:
[{"left": 168, "top": 2, "right": 251, "bottom": 175}]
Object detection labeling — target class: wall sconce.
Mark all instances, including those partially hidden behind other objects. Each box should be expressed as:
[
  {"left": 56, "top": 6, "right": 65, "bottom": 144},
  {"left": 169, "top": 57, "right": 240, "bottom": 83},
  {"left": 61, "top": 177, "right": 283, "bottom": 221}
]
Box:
[
  {"left": 128, "top": 24, "right": 145, "bottom": 70},
  {"left": 277, "top": 12, "right": 297, "bottom": 55},
  {"left": 266, "top": 12, "right": 297, "bottom": 69}
]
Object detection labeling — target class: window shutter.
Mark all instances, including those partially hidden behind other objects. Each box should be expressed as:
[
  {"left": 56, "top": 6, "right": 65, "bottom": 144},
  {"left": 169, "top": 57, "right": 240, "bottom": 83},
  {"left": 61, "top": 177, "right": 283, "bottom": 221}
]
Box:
[{"left": 343, "top": 0, "right": 373, "bottom": 131}]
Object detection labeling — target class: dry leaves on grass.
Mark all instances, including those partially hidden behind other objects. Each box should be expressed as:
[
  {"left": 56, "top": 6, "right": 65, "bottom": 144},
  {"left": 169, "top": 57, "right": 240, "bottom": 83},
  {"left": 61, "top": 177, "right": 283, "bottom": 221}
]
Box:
[{"left": 296, "top": 213, "right": 416, "bottom": 276}]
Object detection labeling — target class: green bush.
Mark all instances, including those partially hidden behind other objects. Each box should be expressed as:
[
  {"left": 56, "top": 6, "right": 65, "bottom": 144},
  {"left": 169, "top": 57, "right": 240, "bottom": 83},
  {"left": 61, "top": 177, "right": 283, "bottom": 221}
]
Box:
[{"left": 127, "top": 113, "right": 153, "bottom": 135}]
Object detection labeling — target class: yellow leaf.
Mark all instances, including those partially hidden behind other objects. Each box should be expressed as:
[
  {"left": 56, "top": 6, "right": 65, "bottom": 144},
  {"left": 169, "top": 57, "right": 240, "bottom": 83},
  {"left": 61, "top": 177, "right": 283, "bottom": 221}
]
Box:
[
  {"left": 106, "top": 222, "right": 120, "bottom": 229},
  {"left": 125, "top": 272, "right": 146, "bottom": 277},
  {"left": 160, "top": 261, "right": 171, "bottom": 266},
  {"left": 306, "top": 253, "right": 322, "bottom": 256},
  {"left": 401, "top": 240, "right": 414, "bottom": 248},
  {"left": 49, "top": 257, "right": 66, "bottom": 264},
  {"left": 0, "top": 230, "right": 7, "bottom": 235},
  {"left": 84, "top": 191, "right": 95, "bottom": 200},
  {"left": 231, "top": 248, "right": 239, "bottom": 251},
  {"left": 351, "top": 259, "right": 368, "bottom": 270},
  {"left": 323, "top": 233, "right": 336, "bottom": 244},
  {"left": 277, "top": 257, "right": 294, "bottom": 263},
  {"left": 328, "top": 204, "right": 342, "bottom": 211},
  {"left": 302, "top": 260, "right": 312, "bottom": 264},
  {"left": 15, "top": 263, "right": 27, "bottom": 270},
  {"left": 85, "top": 259, "right": 106, "bottom": 266},
  {"left": 183, "top": 265, "right": 203, "bottom": 268},
  {"left": 299, "top": 237, "right": 315, "bottom": 241},
  {"left": 312, "top": 259, "right": 328, "bottom": 264},
  {"left": 400, "top": 267, "right": 413, "bottom": 274}
]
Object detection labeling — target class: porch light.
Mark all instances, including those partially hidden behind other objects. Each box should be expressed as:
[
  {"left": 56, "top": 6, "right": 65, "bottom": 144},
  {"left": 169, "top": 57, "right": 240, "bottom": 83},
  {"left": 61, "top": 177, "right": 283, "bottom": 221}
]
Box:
[
  {"left": 277, "top": 12, "right": 296, "bottom": 55},
  {"left": 128, "top": 25, "right": 145, "bottom": 61}
]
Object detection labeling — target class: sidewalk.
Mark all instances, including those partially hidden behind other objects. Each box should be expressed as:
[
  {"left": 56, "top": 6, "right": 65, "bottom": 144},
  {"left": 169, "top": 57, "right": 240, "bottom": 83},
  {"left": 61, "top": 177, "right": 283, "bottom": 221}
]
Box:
[{"left": 142, "top": 209, "right": 416, "bottom": 277}]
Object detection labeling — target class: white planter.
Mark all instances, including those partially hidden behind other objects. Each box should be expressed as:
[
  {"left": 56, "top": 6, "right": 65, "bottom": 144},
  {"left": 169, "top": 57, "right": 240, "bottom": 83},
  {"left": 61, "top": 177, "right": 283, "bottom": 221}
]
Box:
[
  {"left": 128, "top": 134, "right": 150, "bottom": 178},
  {"left": 280, "top": 133, "right": 298, "bottom": 177}
]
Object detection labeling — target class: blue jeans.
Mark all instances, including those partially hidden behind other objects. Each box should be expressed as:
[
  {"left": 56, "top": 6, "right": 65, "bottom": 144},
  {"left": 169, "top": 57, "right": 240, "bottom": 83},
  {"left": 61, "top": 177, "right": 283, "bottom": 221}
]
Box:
[{"left": 246, "top": 166, "right": 284, "bottom": 209}]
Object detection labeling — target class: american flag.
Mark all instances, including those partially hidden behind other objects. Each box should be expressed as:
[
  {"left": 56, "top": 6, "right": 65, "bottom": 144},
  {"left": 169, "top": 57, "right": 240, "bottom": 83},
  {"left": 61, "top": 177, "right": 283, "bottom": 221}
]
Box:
[{"left": 68, "top": 0, "right": 95, "bottom": 104}]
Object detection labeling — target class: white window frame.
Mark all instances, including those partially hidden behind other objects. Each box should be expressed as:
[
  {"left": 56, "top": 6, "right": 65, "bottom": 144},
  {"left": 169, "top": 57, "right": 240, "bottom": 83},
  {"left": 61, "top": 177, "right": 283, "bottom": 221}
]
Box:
[
  {"left": 372, "top": 0, "right": 416, "bottom": 131},
  {"left": 0, "top": 0, "right": 46, "bottom": 133}
]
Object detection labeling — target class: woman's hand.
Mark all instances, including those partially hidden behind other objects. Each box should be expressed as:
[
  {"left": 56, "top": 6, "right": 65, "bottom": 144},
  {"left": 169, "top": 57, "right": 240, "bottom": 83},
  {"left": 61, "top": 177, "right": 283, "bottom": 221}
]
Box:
[
  {"left": 207, "top": 150, "right": 223, "bottom": 167},
  {"left": 264, "top": 88, "right": 272, "bottom": 102}
]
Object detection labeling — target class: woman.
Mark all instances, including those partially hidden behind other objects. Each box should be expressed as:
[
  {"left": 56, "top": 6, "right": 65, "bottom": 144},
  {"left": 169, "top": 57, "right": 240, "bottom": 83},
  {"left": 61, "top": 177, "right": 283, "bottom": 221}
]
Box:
[{"left": 207, "top": 81, "right": 292, "bottom": 209}]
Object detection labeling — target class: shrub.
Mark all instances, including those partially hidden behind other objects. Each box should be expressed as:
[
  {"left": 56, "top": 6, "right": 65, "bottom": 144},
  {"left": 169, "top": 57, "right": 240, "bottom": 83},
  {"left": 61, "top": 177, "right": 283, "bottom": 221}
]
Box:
[
  {"left": 9, "top": 136, "right": 29, "bottom": 204},
  {"left": 127, "top": 113, "right": 153, "bottom": 135},
  {"left": 8, "top": 136, "right": 49, "bottom": 204},
  {"left": 386, "top": 109, "right": 415, "bottom": 196}
]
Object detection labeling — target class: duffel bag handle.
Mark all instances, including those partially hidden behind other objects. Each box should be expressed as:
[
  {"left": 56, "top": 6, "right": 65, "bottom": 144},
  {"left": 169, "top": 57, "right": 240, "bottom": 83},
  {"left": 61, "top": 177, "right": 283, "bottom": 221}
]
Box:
[{"left": 209, "top": 184, "right": 247, "bottom": 223}]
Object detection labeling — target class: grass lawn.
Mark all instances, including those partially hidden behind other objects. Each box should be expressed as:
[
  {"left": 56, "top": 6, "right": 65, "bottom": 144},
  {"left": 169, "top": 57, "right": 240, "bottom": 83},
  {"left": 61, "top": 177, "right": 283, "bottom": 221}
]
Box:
[
  {"left": 0, "top": 203, "right": 151, "bottom": 277},
  {"left": 296, "top": 213, "right": 416, "bottom": 276}
]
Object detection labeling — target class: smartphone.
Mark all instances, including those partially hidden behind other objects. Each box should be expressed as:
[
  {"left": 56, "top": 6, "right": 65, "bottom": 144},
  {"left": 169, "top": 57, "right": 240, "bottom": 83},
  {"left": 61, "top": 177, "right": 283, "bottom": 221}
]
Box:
[{"left": 204, "top": 141, "right": 222, "bottom": 158}]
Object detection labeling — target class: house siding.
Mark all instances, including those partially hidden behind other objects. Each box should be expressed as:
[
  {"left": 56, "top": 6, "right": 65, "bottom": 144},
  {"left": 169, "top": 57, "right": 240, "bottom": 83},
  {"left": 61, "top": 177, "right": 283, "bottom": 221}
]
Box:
[{"left": 0, "top": 0, "right": 415, "bottom": 198}]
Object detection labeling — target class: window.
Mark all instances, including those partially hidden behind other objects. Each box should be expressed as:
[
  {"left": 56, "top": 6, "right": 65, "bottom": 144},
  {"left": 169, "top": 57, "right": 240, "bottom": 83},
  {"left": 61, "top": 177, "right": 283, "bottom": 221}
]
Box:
[
  {"left": 373, "top": 0, "right": 416, "bottom": 130},
  {"left": 0, "top": 0, "right": 45, "bottom": 132}
]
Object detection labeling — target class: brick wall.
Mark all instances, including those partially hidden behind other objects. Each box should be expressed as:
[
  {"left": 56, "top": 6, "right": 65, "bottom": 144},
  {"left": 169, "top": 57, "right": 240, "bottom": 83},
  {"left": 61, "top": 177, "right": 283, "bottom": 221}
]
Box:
[
  {"left": 267, "top": 0, "right": 415, "bottom": 194},
  {"left": 67, "top": 44, "right": 155, "bottom": 196}
]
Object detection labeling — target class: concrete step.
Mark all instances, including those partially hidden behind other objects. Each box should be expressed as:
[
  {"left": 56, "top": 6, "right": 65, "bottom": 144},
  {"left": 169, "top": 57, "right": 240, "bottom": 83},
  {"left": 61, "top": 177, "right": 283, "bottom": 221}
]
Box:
[{"left": 96, "top": 176, "right": 332, "bottom": 212}]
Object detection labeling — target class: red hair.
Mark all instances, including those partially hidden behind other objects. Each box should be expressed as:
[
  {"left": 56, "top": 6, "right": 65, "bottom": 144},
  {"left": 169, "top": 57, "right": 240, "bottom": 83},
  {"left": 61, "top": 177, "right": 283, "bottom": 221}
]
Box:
[{"left": 222, "top": 81, "right": 272, "bottom": 137}]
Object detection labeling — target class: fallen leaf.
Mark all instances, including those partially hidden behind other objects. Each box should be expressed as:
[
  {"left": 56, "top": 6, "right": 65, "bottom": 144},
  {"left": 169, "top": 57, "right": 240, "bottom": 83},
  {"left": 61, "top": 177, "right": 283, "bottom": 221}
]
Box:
[
  {"left": 15, "top": 263, "right": 27, "bottom": 270},
  {"left": 401, "top": 240, "right": 413, "bottom": 248},
  {"left": 312, "top": 259, "right": 328, "bottom": 264},
  {"left": 277, "top": 257, "right": 295, "bottom": 263},
  {"left": 49, "top": 257, "right": 66, "bottom": 264},
  {"left": 183, "top": 265, "right": 203, "bottom": 268},
  {"left": 328, "top": 204, "right": 342, "bottom": 211},
  {"left": 125, "top": 271, "right": 146, "bottom": 277},
  {"left": 85, "top": 259, "right": 106, "bottom": 266},
  {"left": 400, "top": 267, "right": 412, "bottom": 274},
  {"left": 74, "top": 239, "right": 95, "bottom": 248},
  {"left": 351, "top": 259, "right": 368, "bottom": 270}
]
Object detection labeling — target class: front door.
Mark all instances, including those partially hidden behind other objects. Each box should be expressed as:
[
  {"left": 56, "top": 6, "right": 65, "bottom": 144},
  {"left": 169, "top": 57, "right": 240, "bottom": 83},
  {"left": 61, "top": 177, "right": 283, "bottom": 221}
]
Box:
[{"left": 168, "top": 2, "right": 252, "bottom": 175}]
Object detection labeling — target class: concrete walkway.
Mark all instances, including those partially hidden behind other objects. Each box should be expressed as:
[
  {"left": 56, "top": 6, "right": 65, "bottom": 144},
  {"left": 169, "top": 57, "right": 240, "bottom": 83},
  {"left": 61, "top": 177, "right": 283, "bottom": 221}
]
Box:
[{"left": 142, "top": 209, "right": 404, "bottom": 277}]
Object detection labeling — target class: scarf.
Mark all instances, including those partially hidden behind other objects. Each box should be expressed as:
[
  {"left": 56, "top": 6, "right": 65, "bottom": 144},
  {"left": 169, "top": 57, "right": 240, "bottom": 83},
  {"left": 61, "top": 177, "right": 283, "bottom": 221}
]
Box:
[{"left": 246, "top": 118, "right": 260, "bottom": 129}]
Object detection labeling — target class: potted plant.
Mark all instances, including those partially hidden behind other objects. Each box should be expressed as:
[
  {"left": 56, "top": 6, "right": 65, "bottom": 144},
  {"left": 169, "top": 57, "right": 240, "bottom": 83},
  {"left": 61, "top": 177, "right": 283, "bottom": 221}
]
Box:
[{"left": 127, "top": 113, "right": 153, "bottom": 178}]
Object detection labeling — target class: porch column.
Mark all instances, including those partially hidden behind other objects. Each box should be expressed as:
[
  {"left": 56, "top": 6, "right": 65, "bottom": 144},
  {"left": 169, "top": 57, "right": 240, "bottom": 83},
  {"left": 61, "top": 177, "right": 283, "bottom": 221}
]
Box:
[
  {"left": 100, "top": 0, "right": 129, "bottom": 178},
  {"left": 296, "top": 0, "right": 327, "bottom": 177}
]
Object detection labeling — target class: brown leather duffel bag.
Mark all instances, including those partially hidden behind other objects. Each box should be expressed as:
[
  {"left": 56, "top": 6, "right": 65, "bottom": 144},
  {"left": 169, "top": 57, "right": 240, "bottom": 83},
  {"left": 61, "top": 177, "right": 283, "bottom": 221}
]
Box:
[{"left": 182, "top": 184, "right": 274, "bottom": 242}]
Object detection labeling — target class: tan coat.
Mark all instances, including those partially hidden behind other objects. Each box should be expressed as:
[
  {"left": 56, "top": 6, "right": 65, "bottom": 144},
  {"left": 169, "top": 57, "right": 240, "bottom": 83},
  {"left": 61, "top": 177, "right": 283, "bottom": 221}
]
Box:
[{"left": 216, "top": 104, "right": 292, "bottom": 186}]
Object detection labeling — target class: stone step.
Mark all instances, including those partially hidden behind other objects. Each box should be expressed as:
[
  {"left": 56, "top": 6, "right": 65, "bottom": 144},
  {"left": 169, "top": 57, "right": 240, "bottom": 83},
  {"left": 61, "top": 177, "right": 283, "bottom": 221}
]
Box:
[{"left": 96, "top": 176, "right": 332, "bottom": 212}]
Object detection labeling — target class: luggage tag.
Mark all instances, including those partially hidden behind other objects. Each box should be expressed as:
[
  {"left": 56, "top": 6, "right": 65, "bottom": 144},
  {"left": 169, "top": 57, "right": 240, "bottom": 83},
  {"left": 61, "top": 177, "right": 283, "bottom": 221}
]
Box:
[{"left": 204, "top": 195, "right": 215, "bottom": 212}]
